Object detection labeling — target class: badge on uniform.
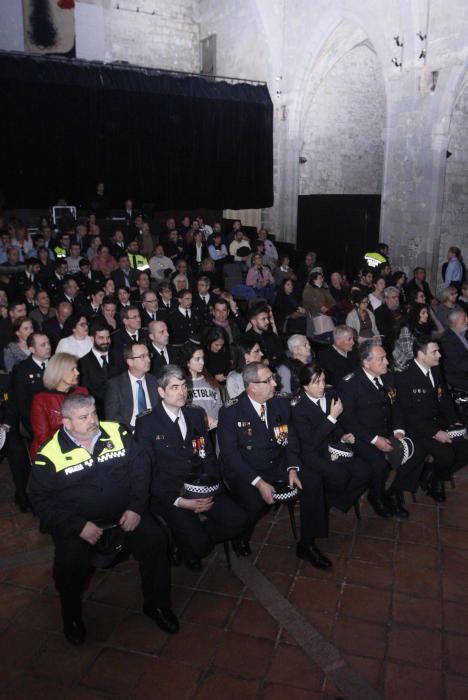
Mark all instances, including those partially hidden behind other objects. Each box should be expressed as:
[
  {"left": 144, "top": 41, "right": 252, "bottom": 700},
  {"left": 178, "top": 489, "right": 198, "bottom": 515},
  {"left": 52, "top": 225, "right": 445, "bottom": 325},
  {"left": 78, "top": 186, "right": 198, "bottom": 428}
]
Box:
[
  {"left": 154, "top": 434, "right": 166, "bottom": 441},
  {"left": 192, "top": 436, "right": 206, "bottom": 458},
  {"left": 274, "top": 424, "right": 288, "bottom": 446},
  {"left": 387, "top": 388, "right": 396, "bottom": 403},
  {"left": 238, "top": 421, "right": 253, "bottom": 436},
  {"left": 437, "top": 386, "right": 443, "bottom": 400}
]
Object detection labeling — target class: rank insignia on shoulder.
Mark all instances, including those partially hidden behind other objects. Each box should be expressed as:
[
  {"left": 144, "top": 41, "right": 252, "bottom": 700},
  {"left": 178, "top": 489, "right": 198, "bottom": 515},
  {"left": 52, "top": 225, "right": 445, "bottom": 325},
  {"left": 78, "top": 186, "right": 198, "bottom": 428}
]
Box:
[
  {"left": 105, "top": 441, "right": 114, "bottom": 450},
  {"left": 225, "top": 398, "right": 239, "bottom": 407},
  {"left": 290, "top": 394, "right": 302, "bottom": 406},
  {"left": 343, "top": 373, "right": 354, "bottom": 381},
  {"left": 137, "top": 409, "right": 152, "bottom": 417},
  {"left": 274, "top": 391, "right": 290, "bottom": 399}
]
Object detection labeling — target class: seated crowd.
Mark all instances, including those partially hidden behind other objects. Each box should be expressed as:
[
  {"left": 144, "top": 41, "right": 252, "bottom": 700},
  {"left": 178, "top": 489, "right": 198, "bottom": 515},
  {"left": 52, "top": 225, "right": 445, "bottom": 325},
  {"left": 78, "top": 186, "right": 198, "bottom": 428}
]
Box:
[{"left": 1, "top": 209, "right": 467, "bottom": 647}]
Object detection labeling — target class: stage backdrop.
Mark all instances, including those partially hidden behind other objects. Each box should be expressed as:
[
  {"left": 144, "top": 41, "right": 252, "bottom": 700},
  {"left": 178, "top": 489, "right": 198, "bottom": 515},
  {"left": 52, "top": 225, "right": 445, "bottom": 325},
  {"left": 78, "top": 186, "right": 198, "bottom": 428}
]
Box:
[{"left": 0, "top": 52, "right": 273, "bottom": 211}]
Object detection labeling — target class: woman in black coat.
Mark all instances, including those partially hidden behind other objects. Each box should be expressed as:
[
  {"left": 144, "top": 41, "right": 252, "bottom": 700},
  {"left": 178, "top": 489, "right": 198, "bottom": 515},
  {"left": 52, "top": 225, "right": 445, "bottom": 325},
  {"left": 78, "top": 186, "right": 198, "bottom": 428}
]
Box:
[{"left": 291, "top": 362, "right": 371, "bottom": 513}]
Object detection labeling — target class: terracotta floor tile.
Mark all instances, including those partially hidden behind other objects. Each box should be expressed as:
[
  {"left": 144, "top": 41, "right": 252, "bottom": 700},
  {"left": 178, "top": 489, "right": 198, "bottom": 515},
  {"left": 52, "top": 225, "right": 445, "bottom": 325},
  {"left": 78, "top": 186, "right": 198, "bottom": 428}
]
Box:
[
  {"left": 442, "top": 545, "right": 468, "bottom": 578},
  {"left": 315, "top": 532, "right": 353, "bottom": 556},
  {"left": 355, "top": 516, "right": 397, "bottom": 540},
  {"left": 298, "top": 554, "right": 347, "bottom": 582},
  {"left": 212, "top": 630, "right": 275, "bottom": 679},
  {"left": 404, "top": 503, "right": 438, "bottom": 526},
  {"left": 345, "top": 560, "right": 393, "bottom": 590},
  {"left": 108, "top": 610, "right": 168, "bottom": 653},
  {"left": 3, "top": 674, "right": 63, "bottom": 699},
  {"left": 0, "top": 584, "right": 38, "bottom": 626},
  {"left": 265, "top": 644, "right": 324, "bottom": 690},
  {"left": 261, "top": 683, "right": 322, "bottom": 699},
  {"left": 268, "top": 521, "right": 300, "bottom": 546},
  {"left": 439, "top": 504, "right": 468, "bottom": 529},
  {"left": 396, "top": 541, "right": 439, "bottom": 570},
  {"left": 351, "top": 536, "right": 395, "bottom": 566},
  {"left": 62, "top": 686, "right": 110, "bottom": 699},
  {"left": 445, "top": 673, "right": 468, "bottom": 700},
  {"left": 255, "top": 571, "right": 294, "bottom": 598},
  {"left": 32, "top": 634, "right": 100, "bottom": 685},
  {"left": 289, "top": 577, "right": 339, "bottom": 616},
  {"left": 329, "top": 509, "right": 357, "bottom": 535},
  {"left": 171, "top": 584, "right": 194, "bottom": 616},
  {"left": 162, "top": 621, "right": 223, "bottom": 667},
  {"left": 342, "top": 654, "right": 383, "bottom": 690},
  {"left": 256, "top": 544, "right": 301, "bottom": 574},
  {"left": 135, "top": 657, "right": 201, "bottom": 700},
  {"left": 392, "top": 593, "right": 442, "bottom": 629},
  {"left": 442, "top": 573, "right": 468, "bottom": 605},
  {"left": 444, "top": 601, "right": 468, "bottom": 635},
  {"left": 387, "top": 624, "right": 442, "bottom": 669},
  {"left": 197, "top": 563, "right": 245, "bottom": 597},
  {"left": 182, "top": 591, "right": 237, "bottom": 627},
  {"left": 398, "top": 520, "right": 438, "bottom": 546},
  {"left": 229, "top": 598, "right": 278, "bottom": 640},
  {"left": 15, "top": 593, "right": 62, "bottom": 632},
  {"left": 193, "top": 672, "right": 259, "bottom": 700},
  {"left": 170, "top": 564, "right": 205, "bottom": 589},
  {"left": 440, "top": 526, "right": 468, "bottom": 549},
  {"left": 82, "top": 648, "right": 151, "bottom": 696},
  {"left": 0, "top": 623, "right": 50, "bottom": 686},
  {"left": 445, "top": 632, "right": 468, "bottom": 674},
  {"left": 340, "top": 585, "right": 391, "bottom": 624},
  {"left": 394, "top": 564, "right": 440, "bottom": 598},
  {"left": 332, "top": 618, "right": 387, "bottom": 660},
  {"left": 3, "top": 560, "right": 53, "bottom": 590},
  {"left": 384, "top": 661, "right": 443, "bottom": 700},
  {"left": 89, "top": 571, "right": 143, "bottom": 610}
]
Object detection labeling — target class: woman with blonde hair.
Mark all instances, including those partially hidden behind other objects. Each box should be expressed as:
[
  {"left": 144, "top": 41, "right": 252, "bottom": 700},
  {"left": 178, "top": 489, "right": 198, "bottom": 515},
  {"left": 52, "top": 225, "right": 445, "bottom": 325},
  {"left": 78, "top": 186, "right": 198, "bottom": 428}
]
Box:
[{"left": 30, "top": 353, "right": 88, "bottom": 458}]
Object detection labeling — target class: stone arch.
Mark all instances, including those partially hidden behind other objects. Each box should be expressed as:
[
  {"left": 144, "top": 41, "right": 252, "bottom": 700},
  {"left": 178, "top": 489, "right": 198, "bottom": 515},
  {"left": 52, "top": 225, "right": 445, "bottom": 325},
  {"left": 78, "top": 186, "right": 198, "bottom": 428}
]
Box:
[{"left": 297, "top": 20, "right": 387, "bottom": 196}]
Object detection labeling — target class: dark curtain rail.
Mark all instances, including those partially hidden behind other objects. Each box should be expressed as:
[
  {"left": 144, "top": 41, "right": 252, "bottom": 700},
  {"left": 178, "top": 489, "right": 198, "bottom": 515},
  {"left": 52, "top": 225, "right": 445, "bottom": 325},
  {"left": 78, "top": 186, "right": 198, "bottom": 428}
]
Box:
[{"left": 0, "top": 52, "right": 273, "bottom": 210}]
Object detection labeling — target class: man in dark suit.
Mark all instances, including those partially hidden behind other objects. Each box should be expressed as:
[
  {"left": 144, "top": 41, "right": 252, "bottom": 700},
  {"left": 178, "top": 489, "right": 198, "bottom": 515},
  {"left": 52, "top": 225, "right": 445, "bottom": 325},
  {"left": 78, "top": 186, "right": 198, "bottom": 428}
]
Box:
[
  {"left": 111, "top": 254, "right": 138, "bottom": 291},
  {"left": 43, "top": 260, "right": 68, "bottom": 300},
  {"left": 105, "top": 343, "right": 158, "bottom": 430},
  {"left": 148, "top": 320, "right": 179, "bottom": 375},
  {"left": 395, "top": 336, "right": 468, "bottom": 502},
  {"left": 439, "top": 309, "right": 468, "bottom": 392},
  {"left": 318, "top": 325, "right": 360, "bottom": 386},
  {"left": 139, "top": 290, "right": 165, "bottom": 329},
  {"left": 53, "top": 277, "right": 83, "bottom": 311},
  {"left": 374, "top": 286, "right": 406, "bottom": 356},
  {"left": 110, "top": 305, "right": 149, "bottom": 373},
  {"left": 168, "top": 289, "right": 202, "bottom": 345},
  {"left": 74, "top": 258, "right": 106, "bottom": 296},
  {"left": 191, "top": 276, "right": 216, "bottom": 322},
  {"left": 109, "top": 228, "right": 127, "bottom": 259},
  {"left": 43, "top": 301, "right": 73, "bottom": 350},
  {"left": 157, "top": 281, "right": 178, "bottom": 316},
  {"left": 4, "top": 332, "right": 51, "bottom": 511},
  {"left": 78, "top": 323, "right": 116, "bottom": 418},
  {"left": 338, "top": 340, "right": 423, "bottom": 518},
  {"left": 135, "top": 365, "right": 248, "bottom": 570},
  {"left": 79, "top": 287, "right": 104, "bottom": 323},
  {"left": 218, "top": 362, "right": 331, "bottom": 569},
  {"left": 405, "top": 267, "right": 436, "bottom": 305},
  {"left": 242, "top": 303, "right": 285, "bottom": 367},
  {"left": 8, "top": 257, "right": 42, "bottom": 298}
]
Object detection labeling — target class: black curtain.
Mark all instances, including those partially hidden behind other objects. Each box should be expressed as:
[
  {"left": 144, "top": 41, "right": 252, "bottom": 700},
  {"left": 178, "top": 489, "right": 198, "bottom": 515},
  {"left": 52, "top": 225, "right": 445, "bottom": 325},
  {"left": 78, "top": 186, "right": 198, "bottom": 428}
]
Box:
[{"left": 1, "top": 53, "right": 273, "bottom": 210}]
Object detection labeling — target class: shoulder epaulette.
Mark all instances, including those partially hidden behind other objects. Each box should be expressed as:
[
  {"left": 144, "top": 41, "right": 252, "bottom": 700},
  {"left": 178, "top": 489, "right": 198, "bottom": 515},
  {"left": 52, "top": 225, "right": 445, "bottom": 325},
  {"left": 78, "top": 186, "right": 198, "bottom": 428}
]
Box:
[
  {"left": 224, "top": 398, "right": 239, "bottom": 407},
  {"left": 137, "top": 409, "right": 153, "bottom": 418},
  {"left": 343, "top": 373, "right": 354, "bottom": 382},
  {"left": 290, "top": 394, "right": 302, "bottom": 407},
  {"left": 274, "top": 391, "right": 290, "bottom": 399}
]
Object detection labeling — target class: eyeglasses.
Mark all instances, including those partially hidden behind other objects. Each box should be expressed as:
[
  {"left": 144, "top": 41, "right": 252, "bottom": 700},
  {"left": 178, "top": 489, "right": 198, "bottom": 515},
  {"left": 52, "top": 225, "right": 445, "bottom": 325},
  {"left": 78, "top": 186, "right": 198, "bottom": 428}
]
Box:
[
  {"left": 130, "top": 353, "right": 150, "bottom": 360},
  {"left": 252, "top": 375, "right": 275, "bottom": 384},
  {"left": 127, "top": 315, "right": 140, "bottom": 320}
]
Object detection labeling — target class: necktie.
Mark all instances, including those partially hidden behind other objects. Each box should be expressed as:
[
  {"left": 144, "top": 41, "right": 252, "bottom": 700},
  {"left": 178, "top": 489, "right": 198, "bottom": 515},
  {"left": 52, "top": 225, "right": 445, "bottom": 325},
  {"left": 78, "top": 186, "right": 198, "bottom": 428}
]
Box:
[
  {"left": 136, "top": 380, "right": 147, "bottom": 413},
  {"left": 101, "top": 355, "right": 109, "bottom": 371},
  {"left": 426, "top": 370, "right": 434, "bottom": 387},
  {"left": 185, "top": 310, "right": 189, "bottom": 319},
  {"left": 175, "top": 416, "right": 185, "bottom": 441},
  {"left": 160, "top": 350, "right": 167, "bottom": 364},
  {"left": 259, "top": 404, "right": 266, "bottom": 423},
  {"left": 40, "top": 362, "right": 46, "bottom": 371},
  {"left": 373, "top": 378, "right": 383, "bottom": 392},
  {"left": 131, "top": 334, "right": 137, "bottom": 342}
]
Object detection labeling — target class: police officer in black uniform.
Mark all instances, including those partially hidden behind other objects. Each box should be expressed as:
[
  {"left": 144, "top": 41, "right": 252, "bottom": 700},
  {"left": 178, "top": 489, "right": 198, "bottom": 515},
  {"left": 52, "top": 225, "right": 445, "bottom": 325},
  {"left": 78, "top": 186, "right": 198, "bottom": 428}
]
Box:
[
  {"left": 218, "top": 361, "right": 331, "bottom": 569},
  {"left": 337, "top": 340, "right": 423, "bottom": 519},
  {"left": 135, "top": 364, "right": 248, "bottom": 570},
  {"left": 29, "top": 394, "right": 177, "bottom": 646},
  {"left": 395, "top": 336, "right": 468, "bottom": 502}
]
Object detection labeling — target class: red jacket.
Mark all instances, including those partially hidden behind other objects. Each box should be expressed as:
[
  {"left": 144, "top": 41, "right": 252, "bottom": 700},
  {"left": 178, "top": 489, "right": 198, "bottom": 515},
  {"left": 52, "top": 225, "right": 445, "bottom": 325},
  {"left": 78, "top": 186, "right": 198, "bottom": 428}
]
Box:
[{"left": 30, "top": 387, "right": 89, "bottom": 459}]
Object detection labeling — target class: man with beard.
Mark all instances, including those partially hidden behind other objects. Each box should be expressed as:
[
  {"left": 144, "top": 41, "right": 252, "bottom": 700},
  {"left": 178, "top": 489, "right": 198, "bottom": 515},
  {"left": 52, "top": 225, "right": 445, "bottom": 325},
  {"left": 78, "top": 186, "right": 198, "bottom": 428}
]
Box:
[{"left": 78, "top": 324, "right": 116, "bottom": 418}]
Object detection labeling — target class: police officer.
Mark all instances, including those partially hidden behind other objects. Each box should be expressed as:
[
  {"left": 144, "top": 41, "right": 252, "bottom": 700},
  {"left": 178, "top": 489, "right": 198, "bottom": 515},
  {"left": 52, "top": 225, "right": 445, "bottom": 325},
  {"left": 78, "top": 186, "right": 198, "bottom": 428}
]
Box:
[
  {"left": 218, "top": 361, "right": 331, "bottom": 570},
  {"left": 29, "top": 394, "right": 177, "bottom": 646},
  {"left": 395, "top": 336, "right": 468, "bottom": 502},
  {"left": 135, "top": 365, "right": 248, "bottom": 570},
  {"left": 337, "top": 339, "right": 423, "bottom": 519}
]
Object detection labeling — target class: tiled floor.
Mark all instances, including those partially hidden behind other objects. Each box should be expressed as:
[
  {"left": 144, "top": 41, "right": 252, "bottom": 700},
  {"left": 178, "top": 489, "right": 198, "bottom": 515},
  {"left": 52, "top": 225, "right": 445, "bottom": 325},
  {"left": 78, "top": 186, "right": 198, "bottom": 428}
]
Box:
[{"left": 1, "top": 462, "right": 468, "bottom": 699}]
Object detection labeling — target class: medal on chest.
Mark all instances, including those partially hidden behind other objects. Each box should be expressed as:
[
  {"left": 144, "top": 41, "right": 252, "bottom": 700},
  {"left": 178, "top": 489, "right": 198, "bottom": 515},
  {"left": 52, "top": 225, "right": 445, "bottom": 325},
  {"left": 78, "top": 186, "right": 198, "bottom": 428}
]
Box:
[{"left": 273, "top": 424, "right": 288, "bottom": 446}]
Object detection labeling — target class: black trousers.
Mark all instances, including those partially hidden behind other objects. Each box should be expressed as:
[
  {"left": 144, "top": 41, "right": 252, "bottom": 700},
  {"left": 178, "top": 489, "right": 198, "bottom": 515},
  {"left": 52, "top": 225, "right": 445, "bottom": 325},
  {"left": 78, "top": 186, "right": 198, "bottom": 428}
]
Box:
[
  {"left": 153, "top": 491, "right": 250, "bottom": 561},
  {"left": 311, "top": 456, "right": 371, "bottom": 513},
  {"left": 228, "top": 470, "right": 328, "bottom": 542},
  {"left": 5, "top": 424, "right": 31, "bottom": 495},
  {"left": 53, "top": 513, "right": 171, "bottom": 622},
  {"left": 355, "top": 441, "right": 424, "bottom": 497},
  {"left": 419, "top": 436, "right": 468, "bottom": 480}
]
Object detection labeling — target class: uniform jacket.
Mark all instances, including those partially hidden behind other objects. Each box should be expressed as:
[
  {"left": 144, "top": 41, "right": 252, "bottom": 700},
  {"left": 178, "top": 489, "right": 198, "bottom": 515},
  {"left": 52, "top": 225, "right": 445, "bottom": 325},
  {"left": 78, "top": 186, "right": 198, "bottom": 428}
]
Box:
[
  {"left": 291, "top": 387, "right": 346, "bottom": 464},
  {"left": 337, "top": 368, "right": 401, "bottom": 444},
  {"left": 318, "top": 345, "right": 360, "bottom": 387},
  {"left": 7, "top": 356, "right": 46, "bottom": 433},
  {"left": 217, "top": 392, "right": 301, "bottom": 486},
  {"left": 30, "top": 386, "right": 89, "bottom": 459},
  {"left": 134, "top": 403, "right": 218, "bottom": 505},
  {"left": 168, "top": 308, "right": 202, "bottom": 345},
  {"left": 394, "top": 360, "right": 458, "bottom": 441},
  {"left": 29, "top": 421, "right": 149, "bottom": 538}
]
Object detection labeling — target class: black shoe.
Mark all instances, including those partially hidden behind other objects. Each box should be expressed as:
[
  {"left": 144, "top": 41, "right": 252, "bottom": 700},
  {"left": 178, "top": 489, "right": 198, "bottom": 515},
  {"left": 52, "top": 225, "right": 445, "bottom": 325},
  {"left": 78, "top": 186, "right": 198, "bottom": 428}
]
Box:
[
  {"left": 63, "top": 619, "right": 86, "bottom": 646},
  {"left": 296, "top": 541, "right": 332, "bottom": 570},
  {"left": 419, "top": 463, "right": 434, "bottom": 492},
  {"left": 185, "top": 558, "right": 203, "bottom": 571},
  {"left": 231, "top": 540, "right": 251, "bottom": 557},
  {"left": 171, "top": 543, "right": 182, "bottom": 567},
  {"left": 144, "top": 607, "right": 179, "bottom": 634},
  {"left": 14, "top": 491, "right": 32, "bottom": 513},
  {"left": 428, "top": 479, "right": 446, "bottom": 503},
  {"left": 367, "top": 493, "right": 394, "bottom": 519},
  {"left": 386, "top": 491, "right": 409, "bottom": 519}
]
